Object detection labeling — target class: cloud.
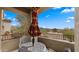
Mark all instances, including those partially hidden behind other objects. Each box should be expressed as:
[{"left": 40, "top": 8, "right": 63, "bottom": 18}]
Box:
[
  {"left": 53, "top": 7, "right": 62, "bottom": 9},
  {"left": 12, "top": 18, "right": 16, "bottom": 21},
  {"left": 66, "top": 20, "right": 70, "bottom": 23},
  {"left": 10, "top": 18, "right": 17, "bottom": 22},
  {"left": 7, "top": 17, "right": 12, "bottom": 19},
  {"left": 67, "top": 17, "right": 74, "bottom": 20},
  {"left": 61, "top": 8, "right": 75, "bottom": 13},
  {"left": 11, "top": 21, "right": 20, "bottom": 26},
  {"left": 66, "top": 17, "right": 74, "bottom": 23},
  {"left": 46, "top": 15, "right": 50, "bottom": 18},
  {"left": 11, "top": 23, "right": 17, "bottom": 26}
]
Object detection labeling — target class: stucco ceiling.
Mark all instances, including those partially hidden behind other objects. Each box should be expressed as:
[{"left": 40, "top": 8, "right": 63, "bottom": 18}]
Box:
[{"left": 1, "top": 7, "right": 51, "bottom": 15}]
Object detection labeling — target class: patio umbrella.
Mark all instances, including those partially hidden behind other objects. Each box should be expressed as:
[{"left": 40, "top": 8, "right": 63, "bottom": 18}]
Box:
[{"left": 28, "top": 7, "right": 41, "bottom": 46}]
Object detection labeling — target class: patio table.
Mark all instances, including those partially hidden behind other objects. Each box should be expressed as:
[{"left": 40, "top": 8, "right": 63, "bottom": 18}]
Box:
[{"left": 19, "top": 42, "right": 48, "bottom": 52}]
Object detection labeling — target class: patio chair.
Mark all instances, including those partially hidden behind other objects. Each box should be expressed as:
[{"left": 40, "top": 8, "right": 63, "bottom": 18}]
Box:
[
  {"left": 64, "top": 48, "right": 71, "bottom": 52},
  {"left": 19, "top": 36, "right": 48, "bottom": 52},
  {"left": 19, "top": 35, "right": 31, "bottom": 48}
]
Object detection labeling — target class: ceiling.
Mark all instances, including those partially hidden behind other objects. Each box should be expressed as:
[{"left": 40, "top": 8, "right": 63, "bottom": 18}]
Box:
[
  {"left": 1, "top": 7, "right": 50, "bottom": 15},
  {"left": 14, "top": 7, "right": 49, "bottom": 13}
]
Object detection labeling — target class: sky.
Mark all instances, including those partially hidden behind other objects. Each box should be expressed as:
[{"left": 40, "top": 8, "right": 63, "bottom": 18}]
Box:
[
  {"left": 4, "top": 7, "right": 75, "bottom": 29},
  {"left": 4, "top": 10, "right": 19, "bottom": 26},
  {"left": 38, "top": 7, "right": 75, "bottom": 29}
]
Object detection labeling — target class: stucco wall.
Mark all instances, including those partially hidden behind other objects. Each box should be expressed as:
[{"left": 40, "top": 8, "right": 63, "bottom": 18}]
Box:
[
  {"left": 38, "top": 37, "right": 74, "bottom": 52},
  {"left": 2, "top": 39, "right": 19, "bottom": 52}
]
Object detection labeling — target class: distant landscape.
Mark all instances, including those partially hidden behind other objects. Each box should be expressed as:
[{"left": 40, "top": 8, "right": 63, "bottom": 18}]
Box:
[{"left": 40, "top": 28, "right": 74, "bottom": 42}]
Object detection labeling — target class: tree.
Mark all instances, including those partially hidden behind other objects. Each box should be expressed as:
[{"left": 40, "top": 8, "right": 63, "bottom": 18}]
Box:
[
  {"left": 15, "top": 14, "right": 28, "bottom": 34},
  {"left": 53, "top": 28, "right": 58, "bottom": 32},
  {"left": 63, "top": 28, "right": 74, "bottom": 42}
]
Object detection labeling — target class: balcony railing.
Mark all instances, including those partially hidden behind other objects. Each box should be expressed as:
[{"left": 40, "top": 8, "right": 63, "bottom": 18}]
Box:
[
  {"left": 63, "top": 35, "right": 74, "bottom": 42},
  {"left": 1, "top": 33, "right": 23, "bottom": 41},
  {"left": 40, "top": 33, "right": 74, "bottom": 42}
]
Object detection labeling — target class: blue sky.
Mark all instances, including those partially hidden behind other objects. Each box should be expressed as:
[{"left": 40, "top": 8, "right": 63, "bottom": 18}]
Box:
[
  {"left": 4, "top": 7, "right": 75, "bottom": 29},
  {"left": 4, "top": 10, "right": 19, "bottom": 26},
  {"left": 38, "top": 7, "right": 75, "bottom": 29}
]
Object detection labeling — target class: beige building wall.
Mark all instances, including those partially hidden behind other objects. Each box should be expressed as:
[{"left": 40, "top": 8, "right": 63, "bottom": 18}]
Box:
[{"left": 2, "top": 22, "right": 11, "bottom": 34}]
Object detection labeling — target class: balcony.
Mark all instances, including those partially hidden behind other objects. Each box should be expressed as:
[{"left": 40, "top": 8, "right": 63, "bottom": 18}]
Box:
[{"left": 0, "top": 32, "right": 74, "bottom": 52}]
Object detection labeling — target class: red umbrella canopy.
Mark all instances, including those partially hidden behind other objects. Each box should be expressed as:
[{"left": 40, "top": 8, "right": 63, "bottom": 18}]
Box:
[{"left": 28, "top": 7, "right": 41, "bottom": 37}]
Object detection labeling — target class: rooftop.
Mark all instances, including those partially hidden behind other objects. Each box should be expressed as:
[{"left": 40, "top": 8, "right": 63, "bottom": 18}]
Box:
[{"left": 2, "top": 19, "right": 11, "bottom": 23}]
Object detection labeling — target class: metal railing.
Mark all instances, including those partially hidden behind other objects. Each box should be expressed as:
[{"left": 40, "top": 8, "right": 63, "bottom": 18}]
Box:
[
  {"left": 63, "top": 35, "right": 74, "bottom": 42},
  {"left": 40, "top": 33, "right": 74, "bottom": 42}
]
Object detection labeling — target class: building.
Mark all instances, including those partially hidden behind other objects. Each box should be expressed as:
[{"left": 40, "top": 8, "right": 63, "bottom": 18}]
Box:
[
  {"left": 0, "top": 9, "right": 11, "bottom": 35},
  {"left": 0, "top": 19, "right": 11, "bottom": 35}
]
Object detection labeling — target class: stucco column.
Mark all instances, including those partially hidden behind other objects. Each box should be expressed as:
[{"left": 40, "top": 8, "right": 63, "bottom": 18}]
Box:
[
  {"left": 0, "top": 8, "right": 3, "bottom": 51},
  {"left": 74, "top": 7, "right": 79, "bottom": 52},
  {"left": 25, "top": 11, "right": 32, "bottom": 41}
]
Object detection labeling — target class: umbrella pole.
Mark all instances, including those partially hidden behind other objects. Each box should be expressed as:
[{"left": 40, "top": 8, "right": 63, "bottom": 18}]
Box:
[{"left": 32, "top": 37, "right": 35, "bottom": 46}]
